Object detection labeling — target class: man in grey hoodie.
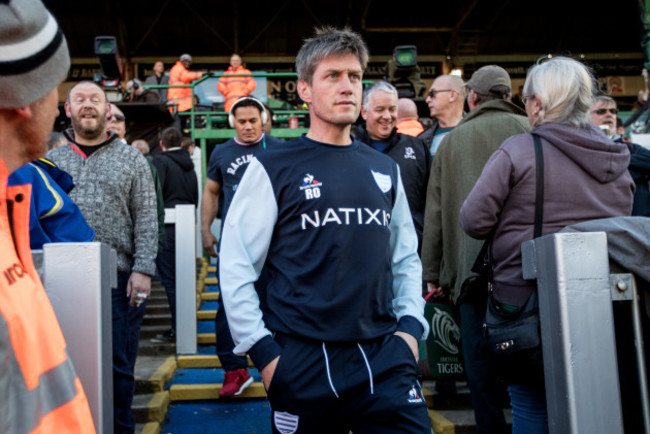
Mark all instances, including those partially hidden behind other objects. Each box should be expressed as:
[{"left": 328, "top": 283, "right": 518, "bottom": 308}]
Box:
[{"left": 48, "top": 80, "right": 158, "bottom": 434}]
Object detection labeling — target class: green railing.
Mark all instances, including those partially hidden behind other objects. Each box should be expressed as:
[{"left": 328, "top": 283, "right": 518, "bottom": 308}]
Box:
[
  {"left": 144, "top": 72, "right": 310, "bottom": 137},
  {"left": 145, "top": 72, "right": 374, "bottom": 186},
  {"left": 145, "top": 71, "right": 310, "bottom": 185}
]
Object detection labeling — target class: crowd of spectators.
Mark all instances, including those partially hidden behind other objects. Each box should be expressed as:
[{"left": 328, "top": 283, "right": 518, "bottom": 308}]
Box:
[{"left": 3, "top": 3, "right": 649, "bottom": 432}]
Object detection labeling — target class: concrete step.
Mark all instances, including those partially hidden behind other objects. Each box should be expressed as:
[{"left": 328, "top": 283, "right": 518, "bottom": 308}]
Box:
[
  {"left": 169, "top": 382, "right": 267, "bottom": 401},
  {"left": 141, "top": 314, "right": 173, "bottom": 327},
  {"left": 143, "top": 289, "right": 168, "bottom": 302},
  {"left": 197, "top": 333, "right": 215, "bottom": 344},
  {"left": 197, "top": 310, "right": 216, "bottom": 320},
  {"left": 135, "top": 421, "right": 161, "bottom": 434},
  {"left": 134, "top": 355, "right": 177, "bottom": 394},
  {"left": 131, "top": 260, "right": 210, "bottom": 430},
  {"left": 139, "top": 324, "right": 176, "bottom": 339},
  {"left": 138, "top": 339, "right": 176, "bottom": 357},
  {"left": 176, "top": 354, "right": 254, "bottom": 369},
  {"left": 422, "top": 380, "right": 512, "bottom": 433},
  {"left": 200, "top": 292, "right": 219, "bottom": 301},
  {"left": 132, "top": 391, "right": 170, "bottom": 424},
  {"left": 143, "top": 304, "right": 171, "bottom": 316},
  {"left": 432, "top": 408, "right": 513, "bottom": 434},
  {"left": 422, "top": 380, "right": 473, "bottom": 410},
  {"left": 148, "top": 285, "right": 166, "bottom": 296}
]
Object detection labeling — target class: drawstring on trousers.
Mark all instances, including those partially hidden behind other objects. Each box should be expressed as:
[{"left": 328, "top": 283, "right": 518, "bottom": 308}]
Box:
[
  {"left": 321, "top": 342, "right": 375, "bottom": 398},
  {"left": 357, "top": 343, "right": 374, "bottom": 395},
  {"left": 322, "top": 343, "right": 340, "bottom": 398}
]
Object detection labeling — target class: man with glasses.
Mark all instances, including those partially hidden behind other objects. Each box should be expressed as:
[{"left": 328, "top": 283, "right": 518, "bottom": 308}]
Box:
[
  {"left": 418, "top": 75, "right": 465, "bottom": 156},
  {"left": 421, "top": 65, "right": 530, "bottom": 433},
  {"left": 590, "top": 95, "right": 619, "bottom": 137},
  {"left": 590, "top": 96, "right": 650, "bottom": 216},
  {"left": 107, "top": 103, "right": 127, "bottom": 143}
]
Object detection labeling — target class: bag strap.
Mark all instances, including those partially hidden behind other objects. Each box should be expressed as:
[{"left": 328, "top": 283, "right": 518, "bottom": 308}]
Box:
[{"left": 532, "top": 134, "right": 544, "bottom": 239}]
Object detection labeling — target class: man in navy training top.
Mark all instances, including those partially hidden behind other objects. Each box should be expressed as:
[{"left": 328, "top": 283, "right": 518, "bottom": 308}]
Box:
[
  {"left": 219, "top": 27, "right": 431, "bottom": 433},
  {"left": 201, "top": 96, "right": 284, "bottom": 397}
]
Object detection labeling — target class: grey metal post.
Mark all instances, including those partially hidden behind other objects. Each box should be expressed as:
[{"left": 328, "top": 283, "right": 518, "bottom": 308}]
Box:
[
  {"left": 522, "top": 232, "right": 624, "bottom": 434},
  {"left": 611, "top": 273, "right": 650, "bottom": 432},
  {"left": 165, "top": 204, "right": 197, "bottom": 354},
  {"left": 42, "top": 242, "right": 116, "bottom": 434},
  {"left": 192, "top": 147, "right": 203, "bottom": 259}
]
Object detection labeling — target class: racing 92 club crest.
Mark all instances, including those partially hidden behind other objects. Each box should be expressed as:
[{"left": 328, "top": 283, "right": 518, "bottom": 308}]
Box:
[{"left": 299, "top": 173, "right": 322, "bottom": 200}]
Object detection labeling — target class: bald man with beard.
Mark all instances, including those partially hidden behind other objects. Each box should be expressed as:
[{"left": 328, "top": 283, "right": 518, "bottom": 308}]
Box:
[{"left": 48, "top": 80, "right": 158, "bottom": 433}]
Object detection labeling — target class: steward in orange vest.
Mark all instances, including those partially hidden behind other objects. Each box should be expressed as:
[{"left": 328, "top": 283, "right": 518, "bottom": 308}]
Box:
[
  {"left": 168, "top": 54, "right": 203, "bottom": 113},
  {"left": 0, "top": 163, "right": 95, "bottom": 433},
  {"left": 0, "top": 0, "right": 95, "bottom": 432},
  {"left": 218, "top": 54, "right": 256, "bottom": 112}
]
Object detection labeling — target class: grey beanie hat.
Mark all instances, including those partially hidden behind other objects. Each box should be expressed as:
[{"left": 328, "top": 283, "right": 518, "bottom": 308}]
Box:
[{"left": 0, "top": 0, "right": 70, "bottom": 108}]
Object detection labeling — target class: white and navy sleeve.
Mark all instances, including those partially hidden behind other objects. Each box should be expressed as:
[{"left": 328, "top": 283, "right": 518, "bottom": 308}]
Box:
[
  {"left": 389, "top": 166, "right": 429, "bottom": 341},
  {"left": 219, "top": 157, "right": 281, "bottom": 368}
]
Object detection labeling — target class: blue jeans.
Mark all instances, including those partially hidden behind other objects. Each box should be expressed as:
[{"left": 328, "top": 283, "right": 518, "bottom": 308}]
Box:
[
  {"left": 113, "top": 271, "right": 135, "bottom": 433},
  {"left": 459, "top": 298, "right": 509, "bottom": 434},
  {"left": 127, "top": 299, "right": 147, "bottom": 370},
  {"left": 509, "top": 384, "right": 548, "bottom": 434},
  {"left": 156, "top": 226, "right": 176, "bottom": 331}
]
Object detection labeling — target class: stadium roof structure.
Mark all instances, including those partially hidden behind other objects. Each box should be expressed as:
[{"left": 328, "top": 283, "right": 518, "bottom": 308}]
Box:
[{"left": 47, "top": 0, "right": 644, "bottom": 63}]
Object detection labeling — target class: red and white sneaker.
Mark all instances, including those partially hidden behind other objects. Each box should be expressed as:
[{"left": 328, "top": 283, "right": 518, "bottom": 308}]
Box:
[{"left": 219, "top": 368, "right": 254, "bottom": 397}]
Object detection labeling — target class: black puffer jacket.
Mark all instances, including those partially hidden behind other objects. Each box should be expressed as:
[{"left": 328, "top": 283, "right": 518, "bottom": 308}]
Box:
[{"left": 355, "top": 126, "right": 431, "bottom": 247}]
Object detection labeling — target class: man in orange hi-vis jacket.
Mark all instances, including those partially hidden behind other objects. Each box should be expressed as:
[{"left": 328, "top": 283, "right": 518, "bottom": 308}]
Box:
[
  {"left": 168, "top": 54, "right": 203, "bottom": 114},
  {"left": 218, "top": 54, "right": 257, "bottom": 112},
  {"left": 0, "top": 0, "right": 95, "bottom": 432}
]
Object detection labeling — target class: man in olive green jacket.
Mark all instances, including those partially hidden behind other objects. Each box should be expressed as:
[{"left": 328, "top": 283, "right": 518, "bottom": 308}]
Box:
[{"left": 421, "top": 65, "right": 530, "bottom": 434}]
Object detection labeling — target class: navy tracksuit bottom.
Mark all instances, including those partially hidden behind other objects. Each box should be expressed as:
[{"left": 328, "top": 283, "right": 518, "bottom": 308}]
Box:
[{"left": 267, "top": 333, "right": 432, "bottom": 434}]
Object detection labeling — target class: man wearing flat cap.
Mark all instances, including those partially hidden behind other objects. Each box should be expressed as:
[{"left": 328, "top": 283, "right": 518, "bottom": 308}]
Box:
[
  {"left": 0, "top": 0, "right": 95, "bottom": 431},
  {"left": 421, "top": 65, "right": 531, "bottom": 433}
]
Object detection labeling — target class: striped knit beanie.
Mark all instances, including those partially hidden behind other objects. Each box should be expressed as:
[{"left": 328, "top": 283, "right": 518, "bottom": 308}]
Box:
[{"left": 0, "top": 0, "right": 70, "bottom": 108}]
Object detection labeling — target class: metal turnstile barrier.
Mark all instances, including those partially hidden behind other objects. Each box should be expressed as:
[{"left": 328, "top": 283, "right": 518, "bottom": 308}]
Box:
[
  {"left": 522, "top": 232, "right": 650, "bottom": 433},
  {"left": 39, "top": 242, "right": 116, "bottom": 434},
  {"left": 164, "top": 204, "right": 197, "bottom": 355}
]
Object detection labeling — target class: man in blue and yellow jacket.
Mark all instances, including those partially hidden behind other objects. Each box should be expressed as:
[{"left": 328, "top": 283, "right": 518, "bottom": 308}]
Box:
[{"left": 8, "top": 159, "right": 94, "bottom": 249}]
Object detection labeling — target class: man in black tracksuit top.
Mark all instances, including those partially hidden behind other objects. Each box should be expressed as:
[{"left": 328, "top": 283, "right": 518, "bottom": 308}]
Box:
[
  {"left": 151, "top": 127, "right": 198, "bottom": 340},
  {"left": 219, "top": 28, "right": 431, "bottom": 433},
  {"left": 355, "top": 81, "right": 431, "bottom": 252},
  {"left": 201, "top": 97, "right": 284, "bottom": 397}
]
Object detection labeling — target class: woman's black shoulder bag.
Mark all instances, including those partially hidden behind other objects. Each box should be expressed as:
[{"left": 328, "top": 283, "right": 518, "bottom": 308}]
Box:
[{"left": 478, "top": 133, "right": 545, "bottom": 386}]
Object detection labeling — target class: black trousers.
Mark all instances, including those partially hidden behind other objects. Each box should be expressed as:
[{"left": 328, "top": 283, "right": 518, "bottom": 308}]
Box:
[{"left": 266, "top": 333, "right": 432, "bottom": 434}]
